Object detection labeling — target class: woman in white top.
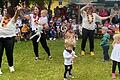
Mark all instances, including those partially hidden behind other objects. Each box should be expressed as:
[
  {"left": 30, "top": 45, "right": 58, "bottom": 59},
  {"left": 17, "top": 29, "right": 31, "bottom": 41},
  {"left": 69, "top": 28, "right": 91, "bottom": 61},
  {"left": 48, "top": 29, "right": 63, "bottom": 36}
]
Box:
[
  {"left": 110, "top": 34, "right": 120, "bottom": 79},
  {"left": 0, "top": 6, "right": 21, "bottom": 74},
  {"left": 80, "top": 4, "right": 113, "bottom": 56},
  {"left": 25, "top": 6, "right": 52, "bottom": 61}
]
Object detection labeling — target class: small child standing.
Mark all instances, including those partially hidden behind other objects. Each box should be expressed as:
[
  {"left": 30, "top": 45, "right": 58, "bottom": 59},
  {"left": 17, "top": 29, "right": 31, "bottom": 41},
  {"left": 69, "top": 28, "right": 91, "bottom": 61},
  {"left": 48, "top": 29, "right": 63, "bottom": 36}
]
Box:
[
  {"left": 63, "top": 30, "right": 77, "bottom": 80},
  {"left": 15, "top": 24, "right": 21, "bottom": 42},
  {"left": 100, "top": 27, "right": 110, "bottom": 61},
  {"left": 110, "top": 34, "right": 120, "bottom": 79}
]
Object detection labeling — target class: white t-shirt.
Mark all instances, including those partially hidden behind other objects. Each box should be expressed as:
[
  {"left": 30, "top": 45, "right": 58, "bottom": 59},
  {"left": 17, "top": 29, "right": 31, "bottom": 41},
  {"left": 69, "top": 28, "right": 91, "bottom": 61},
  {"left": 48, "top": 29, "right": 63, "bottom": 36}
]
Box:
[
  {"left": 38, "top": 16, "right": 48, "bottom": 25},
  {"left": 72, "top": 24, "right": 77, "bottom": 31},
  {"left": 111, "top": 43, "right": 120, "bottom": 62},
  {"left": 0, "top": 18, "right": 16, "bottom": 38},
  {"left": 30, "top": 14, "right": 39, "bottom": 31},
  {"left": 63, "top": 50, "right": 75, "bottom": 65},
  {"left": 81, "top": 11, "right": 101, "bottom": 30},
  {"left": 15, "top": 28, "right": 20, "bottom": 34},
  {"left": 30, "top": 14, "right": 48, "bottom": 31},
  {"left": 16, "top": 18, "right": 22, "bottom": 27}
]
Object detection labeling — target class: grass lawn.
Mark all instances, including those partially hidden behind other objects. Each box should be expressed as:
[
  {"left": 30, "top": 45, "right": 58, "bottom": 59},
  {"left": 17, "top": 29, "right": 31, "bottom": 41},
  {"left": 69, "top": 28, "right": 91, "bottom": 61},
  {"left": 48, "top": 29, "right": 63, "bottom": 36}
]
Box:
[{"left": 0, "top": 39, "right": 116, "bottom": 80}]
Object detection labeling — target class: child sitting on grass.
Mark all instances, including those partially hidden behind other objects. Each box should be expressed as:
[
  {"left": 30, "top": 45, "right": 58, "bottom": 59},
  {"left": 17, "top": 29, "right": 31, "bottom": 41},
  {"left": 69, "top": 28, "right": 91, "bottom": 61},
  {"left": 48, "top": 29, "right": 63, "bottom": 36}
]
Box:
[
  {"left": 100, "top": 27, "right": 110, "bottom": 61},
  {"left": 63, "top": 30, "right": 77, "bottom": 80},
  {"left": 110, "top": 34, "right": 120, "bottom": 79}
]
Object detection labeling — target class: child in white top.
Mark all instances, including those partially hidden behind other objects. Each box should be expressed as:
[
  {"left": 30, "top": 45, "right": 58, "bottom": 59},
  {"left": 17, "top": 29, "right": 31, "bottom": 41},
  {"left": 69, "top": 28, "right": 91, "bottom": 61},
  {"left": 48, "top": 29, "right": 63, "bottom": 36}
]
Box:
[
  {"left": 63, "top": 30, "right": 77, "bottom": 80},
  {"left": 15, "top": 24, "right": 21, "bottom": 42},
  {"left": 110, "top": 33, "right": 120, "bottom": 79}
]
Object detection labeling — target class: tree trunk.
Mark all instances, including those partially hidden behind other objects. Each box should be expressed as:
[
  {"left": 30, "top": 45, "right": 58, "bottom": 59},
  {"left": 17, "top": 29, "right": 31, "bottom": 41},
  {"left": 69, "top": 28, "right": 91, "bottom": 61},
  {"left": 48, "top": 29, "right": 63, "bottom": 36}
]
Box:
[
  {"left": 0, "top": 0, "right": 3, "bottom": 8},
  {"left": 48, "top": 0, "right": 52, "bottom": 23},
  {"left": 9, "top": 0, "right": 20, "bottom": 7}
]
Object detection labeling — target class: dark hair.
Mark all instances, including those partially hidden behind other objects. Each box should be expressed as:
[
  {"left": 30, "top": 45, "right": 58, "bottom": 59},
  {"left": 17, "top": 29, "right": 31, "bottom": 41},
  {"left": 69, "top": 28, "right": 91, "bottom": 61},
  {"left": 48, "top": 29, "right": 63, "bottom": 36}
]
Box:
[
  {"left": 85, "top": 6, "right": 94, "bottom": 13},
  {"left": 32, "top": 6, "right": 41, "bottom": 17},
  {"left": 7, "top": 6, "right": 15, "bottom": 18}
]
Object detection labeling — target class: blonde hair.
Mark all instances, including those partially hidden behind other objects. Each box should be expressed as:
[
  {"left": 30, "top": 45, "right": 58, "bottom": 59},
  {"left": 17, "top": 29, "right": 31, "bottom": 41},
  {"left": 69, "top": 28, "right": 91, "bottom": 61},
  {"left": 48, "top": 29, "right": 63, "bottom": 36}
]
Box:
[
  {"left": 64, "top": 30, "right": 76, "bottom": 50},
  {"left": 113, "top": 33, "right": 120, "bottom": 40},
  {"left": 112, "top": 33, "right": 120, "bottom": 46},
  {"left": 41, "top": 10, "right": 48, "bottom": 16}
]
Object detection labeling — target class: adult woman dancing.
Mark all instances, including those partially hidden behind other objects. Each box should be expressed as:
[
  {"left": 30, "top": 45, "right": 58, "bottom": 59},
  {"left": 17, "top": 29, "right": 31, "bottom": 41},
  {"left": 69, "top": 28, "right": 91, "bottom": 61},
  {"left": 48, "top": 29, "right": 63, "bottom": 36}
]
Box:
[
  {"left": 26, "top": 6, "right": 52, "bottom": 61},
  {"left": 80, "top": 4, "right": 113, "bottom": 56},
  {"left": 0, "top": 6, "right": 21, "bottom": 74}
]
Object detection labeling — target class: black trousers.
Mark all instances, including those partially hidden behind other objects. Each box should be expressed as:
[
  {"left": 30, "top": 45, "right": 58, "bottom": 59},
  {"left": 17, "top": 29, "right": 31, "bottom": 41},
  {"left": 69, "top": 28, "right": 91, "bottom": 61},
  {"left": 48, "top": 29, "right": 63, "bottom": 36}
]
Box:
[
  {"left": 0, "top": 37, "right": 15, "bottom": 67},
  {"left": 31, "top": 31, "right": 51, "bottom": 57},
  {"left": 64, "top": 65, "right": 72, "bottom": 78},
  {"left": 112, "top": 60, "right": 120, "bottom": 74},
  {"left": 102, "top": 45, "right": 110, "bottom": 60},
  {"left": 81, "top": 28, "right": 95, "bottom": 52}
]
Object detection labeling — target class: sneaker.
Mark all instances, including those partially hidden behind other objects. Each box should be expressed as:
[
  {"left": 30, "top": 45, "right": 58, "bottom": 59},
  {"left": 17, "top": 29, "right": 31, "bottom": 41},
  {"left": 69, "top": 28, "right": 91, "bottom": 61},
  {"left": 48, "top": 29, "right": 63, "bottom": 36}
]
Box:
[
  {"left": 53, "top": 38, "right": 56, "bottom": 40},
  {"left": 35, "top": 57, "right": 39, "bottom": 61},
  {"left": 9, "top": 66, "right": 15, "bottom": 72},
  {"left": 69, "top": 75, "right": 74, "bottom": 78},
  {"left": 64, "top": 78, "right": 67, "bottom": 80},
  {"left": 49, "top": 38, "right": 52, "bottom": 40},
  {"left": 48, "top": 56, "right": 52, "bottom": 60},
  {"left": 90, "top": 51, "right": 95, "bottom": 56},
  {"left": 0, "top": 69, "right": 3, "bottom": 75},
  {"left": 112, "top": 73, "right": 116, "bottom": 79},
  {"left": 76, "top": 38, "right": 78, "bottom": 40},
  {"left": 81, "top": 51, "right": 85, "bottom": 56}
]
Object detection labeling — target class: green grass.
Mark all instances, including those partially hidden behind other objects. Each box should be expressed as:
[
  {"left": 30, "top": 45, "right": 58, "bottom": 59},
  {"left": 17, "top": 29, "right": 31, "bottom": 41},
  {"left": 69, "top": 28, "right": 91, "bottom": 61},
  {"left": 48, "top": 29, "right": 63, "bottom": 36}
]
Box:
[{"left": 0, "top": 39, "right": 116, "bottom": 80}]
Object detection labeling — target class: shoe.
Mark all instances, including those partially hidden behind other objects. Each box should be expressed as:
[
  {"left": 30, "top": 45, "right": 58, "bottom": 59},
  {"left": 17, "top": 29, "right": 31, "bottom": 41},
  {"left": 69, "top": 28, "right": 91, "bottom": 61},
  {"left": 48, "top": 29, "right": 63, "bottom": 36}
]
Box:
[
  {"left": 49, "top": 38, "right": 52, "bottom": 40},
  {"left": 0, "top": 69, "right": 3, "bottom": 75},
  {"left": 64, "top": 78, "right": 67, "bottom": 80},
  {"left": 9, "top": 66, "right": 15, "bottom": 72},
  {"left": 112, "top": 73, "right": 116, "bottom": 79},
  {"left": 90, "top": 51, "right": 95, "bottom": 56},
  {"left": 48, "top": 56, "right": 52, "bottom": 60},
  {"left": 69, "top": 75, "right": 74, "bottom": 78},
  {"left": 81, "top": 51, "right": 85, "bottom": 56},
  {"left": 53, "top": 38, "right": 56, "bottom": 40},
  {"left": 76, "top": 38, "right": 78, "bottom": 40},
  {"left": 35, "top": 57, "right": 39, "bottom": 61}
]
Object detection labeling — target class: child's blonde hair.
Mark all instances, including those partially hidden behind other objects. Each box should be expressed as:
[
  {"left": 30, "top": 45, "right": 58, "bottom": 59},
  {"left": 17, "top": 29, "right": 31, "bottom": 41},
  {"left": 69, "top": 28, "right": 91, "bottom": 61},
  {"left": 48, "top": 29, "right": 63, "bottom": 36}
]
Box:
[
  {"left": 41, "top": 10, "right": 48, "bottom": 16},
  {"left": 64, "top": 30, "right": 76, "bottom": 50},
  {"left": 113, "top": 33, "right": 120, "bottom": 40},
  {"left": 112, "top": 33, "right": 120, "bottom": 46}
]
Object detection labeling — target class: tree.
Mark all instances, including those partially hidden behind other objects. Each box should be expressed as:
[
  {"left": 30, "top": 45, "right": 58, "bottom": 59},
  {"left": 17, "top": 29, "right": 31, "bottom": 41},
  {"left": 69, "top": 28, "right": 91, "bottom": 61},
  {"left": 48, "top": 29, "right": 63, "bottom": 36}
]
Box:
[
  {"left": 9, "top": 0, "right": 20, "bottom": 7},
  {"left": 29, "top": 0, "right": 46, "bottom": 9},
  {"left": 0, "top": 0, "right": 3, "bottom": 8}
]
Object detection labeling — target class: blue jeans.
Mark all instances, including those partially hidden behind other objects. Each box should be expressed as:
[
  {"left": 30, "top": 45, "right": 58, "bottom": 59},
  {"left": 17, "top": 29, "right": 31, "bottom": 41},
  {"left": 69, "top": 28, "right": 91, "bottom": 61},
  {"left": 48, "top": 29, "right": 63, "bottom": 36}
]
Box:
[
  {"left": 50, "top": 30, "right": 56, "bottom": 38},
  {"left": 102, "top": 45, "right": 110, "bottom": 60}
]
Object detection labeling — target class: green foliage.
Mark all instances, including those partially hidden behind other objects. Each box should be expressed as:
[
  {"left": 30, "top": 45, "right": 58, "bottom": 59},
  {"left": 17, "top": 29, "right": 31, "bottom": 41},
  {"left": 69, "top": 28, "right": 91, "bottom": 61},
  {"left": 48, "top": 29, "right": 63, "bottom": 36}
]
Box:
[
  {"left": 0, "top": 39, "right": 114, "bottom": 80},
  {"left": 29, "top": 0, "right": 46, "bottom": 8}
]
